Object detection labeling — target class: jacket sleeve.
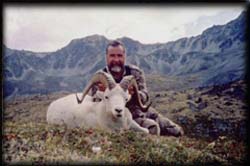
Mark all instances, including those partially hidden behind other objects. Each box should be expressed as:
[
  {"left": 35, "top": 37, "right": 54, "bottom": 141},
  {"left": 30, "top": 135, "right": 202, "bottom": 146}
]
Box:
[{"left": 130, "top": 66, "right": 149, "bottom": 104}]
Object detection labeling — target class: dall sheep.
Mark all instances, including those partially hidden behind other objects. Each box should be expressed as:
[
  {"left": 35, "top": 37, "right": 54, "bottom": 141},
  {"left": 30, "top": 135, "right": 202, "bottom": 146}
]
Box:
[{"left": 46, "top": 71, "right": 151, "bottom": 134}]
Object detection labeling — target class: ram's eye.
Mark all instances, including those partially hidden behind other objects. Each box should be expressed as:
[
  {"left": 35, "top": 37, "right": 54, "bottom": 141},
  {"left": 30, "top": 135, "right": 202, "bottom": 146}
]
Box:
[
  {"left": 105, "top": 96, "right": 109, "bottom": 100},
  {"left": 125, "top": 98, "right": 128, "bottom": 102}
]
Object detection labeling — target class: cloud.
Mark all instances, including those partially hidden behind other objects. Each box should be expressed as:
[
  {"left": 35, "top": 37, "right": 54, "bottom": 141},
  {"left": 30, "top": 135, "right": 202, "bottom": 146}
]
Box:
[{"left": 4, "top": 5, "right": 245, "bottom": 52}]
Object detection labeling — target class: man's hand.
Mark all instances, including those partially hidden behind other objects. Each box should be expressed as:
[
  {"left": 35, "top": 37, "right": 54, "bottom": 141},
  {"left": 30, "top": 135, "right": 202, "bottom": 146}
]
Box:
[
  {"left": 128, "top": 85, "right": 135, "bottom": 96},
  {"left": 97, "top": 82, "right": 106, "bottom": 92}
]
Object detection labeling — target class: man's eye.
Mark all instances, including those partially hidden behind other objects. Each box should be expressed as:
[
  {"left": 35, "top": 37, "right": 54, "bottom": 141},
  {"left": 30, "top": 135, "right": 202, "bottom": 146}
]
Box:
[
  {"left": 117, "top": 54, "right": 123, "bottom": 57},
  {"left": 110, "top": 54, "right": 115, "bottom": 57}
]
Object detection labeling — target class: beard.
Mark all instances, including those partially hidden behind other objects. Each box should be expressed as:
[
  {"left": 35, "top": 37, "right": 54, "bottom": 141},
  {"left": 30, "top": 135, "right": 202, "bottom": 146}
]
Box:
[
  {"left": 111, "top": 65, "right": 122, "bottom": 72},
  {"left": 108, "top": 61, "right": 124, "bottom": 73}
]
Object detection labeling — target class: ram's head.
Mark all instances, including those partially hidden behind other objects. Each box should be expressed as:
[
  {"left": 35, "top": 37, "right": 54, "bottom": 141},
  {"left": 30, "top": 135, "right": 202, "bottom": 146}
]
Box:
[{"left": 76, "top": 71, "right": 151, "bottom": 118}]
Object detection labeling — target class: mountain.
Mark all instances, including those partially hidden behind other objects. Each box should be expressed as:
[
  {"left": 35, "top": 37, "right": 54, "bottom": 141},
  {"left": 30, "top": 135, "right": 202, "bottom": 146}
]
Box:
[{"left": 3, "top": 12, "right": 246, "bottom": 99}]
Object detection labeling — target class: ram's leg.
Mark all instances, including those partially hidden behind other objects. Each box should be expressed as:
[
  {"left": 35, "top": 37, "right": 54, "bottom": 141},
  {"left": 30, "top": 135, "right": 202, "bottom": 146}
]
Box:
[
  {"left": 135, "top": 118, "right": 160, "bottom": 135},
  {"left": 62, "top": 132, "right": 70, "bottom": 142},
  {"left": 62, "top": 130, "right": 70, "bottom": 142},
  {"left": 130, "top": 119, "right": 149, "bottom": 134},
  {"left": 61, "top": 120, "right": 72, "bottom": 142},
  {"left": 125, "top": 108, "right": 149, "bottom": 133}
]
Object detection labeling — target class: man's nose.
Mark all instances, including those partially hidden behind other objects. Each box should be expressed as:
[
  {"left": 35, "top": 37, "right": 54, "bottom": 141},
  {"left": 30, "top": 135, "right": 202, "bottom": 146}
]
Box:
[{"left": 112, "top": 56, "right": 120, "bottom": 62}]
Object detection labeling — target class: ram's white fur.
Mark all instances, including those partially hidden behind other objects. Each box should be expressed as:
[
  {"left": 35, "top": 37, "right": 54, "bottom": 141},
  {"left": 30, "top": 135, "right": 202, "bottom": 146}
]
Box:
[{"left": 46, "top": 85, "right": 149, "bottom": 133}]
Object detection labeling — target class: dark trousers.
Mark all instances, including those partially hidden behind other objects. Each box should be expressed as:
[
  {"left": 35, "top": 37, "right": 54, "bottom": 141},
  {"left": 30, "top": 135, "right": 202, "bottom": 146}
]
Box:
[{"left": 129, "top": 105, "right": 184, "bottom": 137}]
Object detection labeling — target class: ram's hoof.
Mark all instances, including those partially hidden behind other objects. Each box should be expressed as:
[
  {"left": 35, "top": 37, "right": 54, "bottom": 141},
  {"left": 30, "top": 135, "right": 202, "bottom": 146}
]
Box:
[{"left": 143, "top": 128, "right": 149, "bottom": 134}]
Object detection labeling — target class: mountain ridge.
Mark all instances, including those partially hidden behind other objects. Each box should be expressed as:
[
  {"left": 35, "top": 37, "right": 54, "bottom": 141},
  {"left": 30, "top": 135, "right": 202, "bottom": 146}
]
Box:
[{"left": 3, "top": 11, "right": 246, "bottom": 99}]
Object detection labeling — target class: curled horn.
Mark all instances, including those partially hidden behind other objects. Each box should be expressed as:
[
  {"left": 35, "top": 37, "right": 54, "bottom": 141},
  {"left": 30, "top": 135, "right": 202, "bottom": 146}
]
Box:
[
  {"left": 76, "top": 72, "right": 116, "bottom": 104},
  {"left": 120, "top": 76, "right": 152, "bottom": 112}
]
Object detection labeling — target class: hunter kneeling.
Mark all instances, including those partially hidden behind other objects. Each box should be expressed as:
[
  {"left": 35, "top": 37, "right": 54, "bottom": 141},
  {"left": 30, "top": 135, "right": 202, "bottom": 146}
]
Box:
[{"left": 89, "top": 40, "right": 184, "bottom": 137}]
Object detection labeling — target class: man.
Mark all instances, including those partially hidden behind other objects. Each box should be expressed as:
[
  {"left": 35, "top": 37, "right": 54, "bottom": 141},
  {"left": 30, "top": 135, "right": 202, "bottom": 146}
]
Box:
[{"left": 90, "top": 40, "right": 184, "bottom": 137}]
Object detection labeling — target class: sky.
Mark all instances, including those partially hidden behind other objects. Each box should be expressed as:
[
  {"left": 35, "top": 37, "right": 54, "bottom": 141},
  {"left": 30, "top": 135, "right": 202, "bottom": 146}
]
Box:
[{"left": 4, "top": 5, "right": 245, "bottom": 52}]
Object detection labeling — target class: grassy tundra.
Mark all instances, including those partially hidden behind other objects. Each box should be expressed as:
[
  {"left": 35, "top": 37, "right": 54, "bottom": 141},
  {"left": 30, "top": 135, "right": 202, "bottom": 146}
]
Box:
[{"left": 3, "top": 78, "right": 247, "bottom": 165}]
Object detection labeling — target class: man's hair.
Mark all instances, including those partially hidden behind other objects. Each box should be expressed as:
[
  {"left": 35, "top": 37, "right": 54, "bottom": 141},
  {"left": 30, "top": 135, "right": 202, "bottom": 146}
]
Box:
[{"left": 106, "top": 40, "right": 126, "bottom": 54}]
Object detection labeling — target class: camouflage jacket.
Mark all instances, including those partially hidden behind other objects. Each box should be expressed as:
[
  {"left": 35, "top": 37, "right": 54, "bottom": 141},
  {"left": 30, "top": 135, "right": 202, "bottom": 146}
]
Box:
[{"left": 89, "top": 64, "right": 149, "bottom": 107}]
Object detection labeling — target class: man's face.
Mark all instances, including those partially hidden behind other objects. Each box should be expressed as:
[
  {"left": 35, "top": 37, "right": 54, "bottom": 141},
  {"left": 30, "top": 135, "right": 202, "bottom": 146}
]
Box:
[{"left": 106, "top": 45, "right": 126, "bottom": 74}]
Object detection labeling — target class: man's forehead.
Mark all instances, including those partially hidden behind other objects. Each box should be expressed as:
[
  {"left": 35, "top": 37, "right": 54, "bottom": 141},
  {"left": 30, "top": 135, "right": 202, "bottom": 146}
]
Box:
[{"left": 107, "top": 45, "right": 125, "bottom": 53}]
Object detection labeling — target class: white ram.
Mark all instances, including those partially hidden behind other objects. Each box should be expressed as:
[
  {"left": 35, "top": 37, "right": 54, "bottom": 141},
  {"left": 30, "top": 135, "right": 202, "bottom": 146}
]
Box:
[{"left": 46, "top": 71, "right": 151, "bottom": 133}]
